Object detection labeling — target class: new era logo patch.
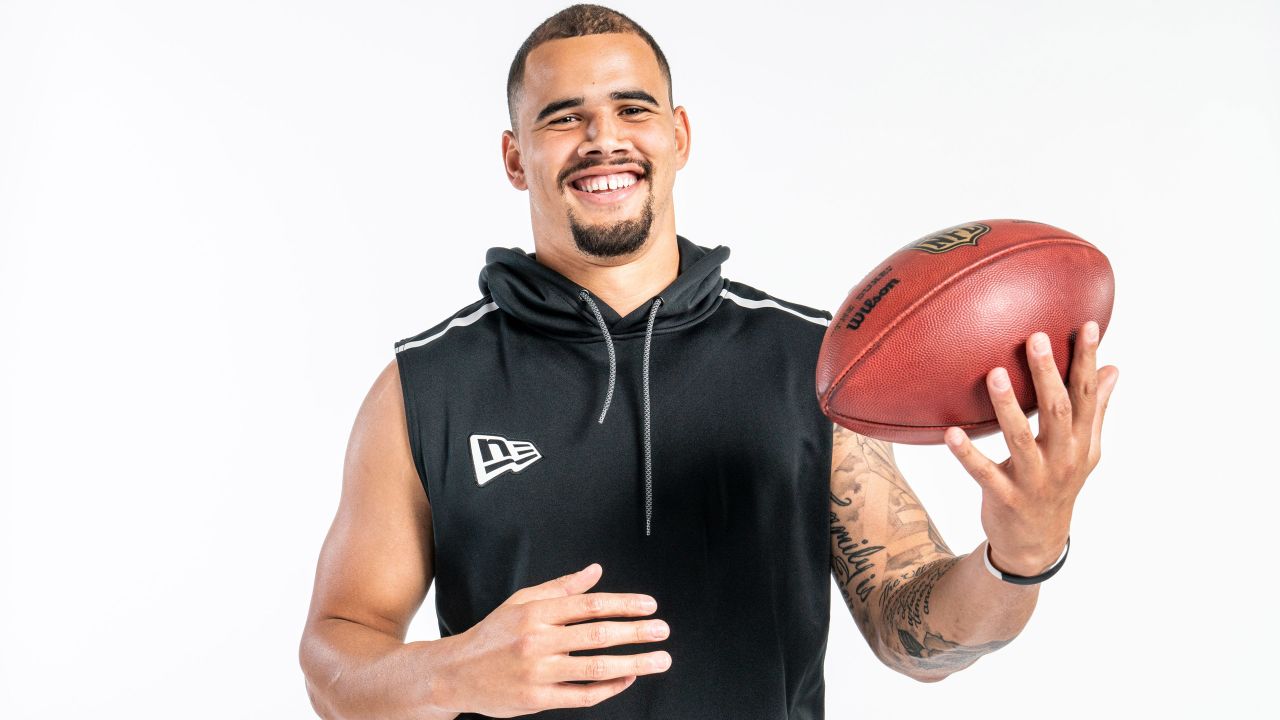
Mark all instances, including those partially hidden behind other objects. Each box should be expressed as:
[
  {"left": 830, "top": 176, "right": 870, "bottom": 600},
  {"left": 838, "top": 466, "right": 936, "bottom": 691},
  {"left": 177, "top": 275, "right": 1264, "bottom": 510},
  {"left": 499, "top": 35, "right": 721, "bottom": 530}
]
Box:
[{"left": 469, "top": 434, "right": 542, "bottom": 487}]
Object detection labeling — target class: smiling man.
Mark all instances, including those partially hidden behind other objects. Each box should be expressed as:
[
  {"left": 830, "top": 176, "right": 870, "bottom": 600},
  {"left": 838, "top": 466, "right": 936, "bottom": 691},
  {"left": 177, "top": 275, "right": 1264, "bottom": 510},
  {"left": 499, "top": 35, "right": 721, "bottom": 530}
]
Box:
[{"left": 298, "top": 5, "right": 1118, "bottom": 719}]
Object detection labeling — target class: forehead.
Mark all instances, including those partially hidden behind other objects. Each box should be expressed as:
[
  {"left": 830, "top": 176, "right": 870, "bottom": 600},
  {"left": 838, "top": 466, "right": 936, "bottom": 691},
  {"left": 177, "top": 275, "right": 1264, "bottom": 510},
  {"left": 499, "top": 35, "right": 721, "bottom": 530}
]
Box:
[{"left": 521, "top": 33, "right": 666, "bottom": 109}]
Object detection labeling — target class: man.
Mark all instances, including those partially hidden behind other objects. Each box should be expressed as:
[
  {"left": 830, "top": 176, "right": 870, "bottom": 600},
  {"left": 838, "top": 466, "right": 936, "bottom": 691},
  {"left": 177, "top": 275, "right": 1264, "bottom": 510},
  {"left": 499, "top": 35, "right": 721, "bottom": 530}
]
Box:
[{"left": 298, "top": 5, "right": 1119, "bottom": 719}]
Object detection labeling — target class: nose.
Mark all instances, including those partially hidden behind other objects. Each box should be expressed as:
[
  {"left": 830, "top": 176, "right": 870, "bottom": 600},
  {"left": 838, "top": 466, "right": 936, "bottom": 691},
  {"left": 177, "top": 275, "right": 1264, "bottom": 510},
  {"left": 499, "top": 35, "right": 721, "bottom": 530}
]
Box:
[{"left": 577, "top": 112, "right": 634, "bottom": 159}]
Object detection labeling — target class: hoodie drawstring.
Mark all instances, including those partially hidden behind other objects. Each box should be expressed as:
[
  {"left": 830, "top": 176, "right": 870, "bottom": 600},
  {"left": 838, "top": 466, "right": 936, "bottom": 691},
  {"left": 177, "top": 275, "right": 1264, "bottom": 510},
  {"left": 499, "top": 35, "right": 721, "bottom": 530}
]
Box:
[
  {"left": 578, "top": 290, "right": 664, "bottom": 536},
  {"left": 640, "top": 297, "right": 662, "bottom": 536},
  {"left": 579, "top": 290, "right": 617, "bottom": 424}
]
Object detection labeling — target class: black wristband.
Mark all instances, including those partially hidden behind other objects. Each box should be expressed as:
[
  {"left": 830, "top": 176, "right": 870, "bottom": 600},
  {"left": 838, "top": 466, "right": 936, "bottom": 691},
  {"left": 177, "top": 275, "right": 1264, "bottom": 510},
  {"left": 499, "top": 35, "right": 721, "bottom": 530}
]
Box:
[{"left": 983, "top": 536, "right": 1070, "bottom": 585}]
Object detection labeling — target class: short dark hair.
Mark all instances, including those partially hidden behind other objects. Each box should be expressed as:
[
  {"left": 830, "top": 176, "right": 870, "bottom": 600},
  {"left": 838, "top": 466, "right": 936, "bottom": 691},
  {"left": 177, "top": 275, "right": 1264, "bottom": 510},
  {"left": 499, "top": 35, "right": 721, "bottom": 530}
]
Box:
[{"left": 506, "top": 4, "right": 673, "bottom": 131}]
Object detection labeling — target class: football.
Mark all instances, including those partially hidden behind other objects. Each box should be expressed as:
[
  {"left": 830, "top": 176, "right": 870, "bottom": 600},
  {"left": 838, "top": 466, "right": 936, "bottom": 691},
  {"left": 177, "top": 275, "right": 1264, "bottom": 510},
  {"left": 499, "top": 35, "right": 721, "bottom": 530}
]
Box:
[{"left": 816, "top": 219, "right": 1114, "bottom": 445}]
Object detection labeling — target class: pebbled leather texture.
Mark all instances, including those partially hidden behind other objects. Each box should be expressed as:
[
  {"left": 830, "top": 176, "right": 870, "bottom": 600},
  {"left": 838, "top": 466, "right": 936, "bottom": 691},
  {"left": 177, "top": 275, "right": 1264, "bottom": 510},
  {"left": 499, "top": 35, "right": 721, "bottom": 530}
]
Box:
[{"left": 817, "top": 219, "right": 1114, "bottom": 445}]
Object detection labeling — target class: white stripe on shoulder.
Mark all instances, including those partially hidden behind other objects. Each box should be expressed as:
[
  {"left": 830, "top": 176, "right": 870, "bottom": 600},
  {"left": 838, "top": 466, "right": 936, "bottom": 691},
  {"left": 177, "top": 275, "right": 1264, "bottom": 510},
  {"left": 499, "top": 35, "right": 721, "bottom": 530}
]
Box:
[
  {"left": 719, "top": 288, "right": 830, "bottom": 326},
  {"left": 396, "top": 301, "right": 500, "bottom": 353}
]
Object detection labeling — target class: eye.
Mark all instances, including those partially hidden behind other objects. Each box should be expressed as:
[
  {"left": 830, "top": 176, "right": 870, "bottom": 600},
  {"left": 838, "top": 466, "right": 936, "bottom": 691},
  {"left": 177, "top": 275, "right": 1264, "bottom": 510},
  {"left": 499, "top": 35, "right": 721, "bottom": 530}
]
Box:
[
  {"left": 550, "top": 115, "right": 579, "bottom": 125},
  {"left": 621, "top": 107, "right": 649, "bottom": 117}
]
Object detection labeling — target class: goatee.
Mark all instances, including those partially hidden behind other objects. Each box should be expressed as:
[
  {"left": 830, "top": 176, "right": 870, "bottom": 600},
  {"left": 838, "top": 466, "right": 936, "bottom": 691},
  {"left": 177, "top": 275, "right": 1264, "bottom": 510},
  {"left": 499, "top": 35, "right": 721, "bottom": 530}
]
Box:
[{"left": 567, "top": 194, "right": 655, "bottom": 259}]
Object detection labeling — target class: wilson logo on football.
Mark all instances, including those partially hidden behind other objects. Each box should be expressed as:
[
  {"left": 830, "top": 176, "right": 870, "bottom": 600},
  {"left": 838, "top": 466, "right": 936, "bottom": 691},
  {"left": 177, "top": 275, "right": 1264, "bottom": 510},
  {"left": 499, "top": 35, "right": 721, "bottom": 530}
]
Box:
[
  {"left": 910, "top": 223, "right": 990, "bottom": 254},
  {"left": 469, "top": 434, "right": 542, "bottom": 486}
]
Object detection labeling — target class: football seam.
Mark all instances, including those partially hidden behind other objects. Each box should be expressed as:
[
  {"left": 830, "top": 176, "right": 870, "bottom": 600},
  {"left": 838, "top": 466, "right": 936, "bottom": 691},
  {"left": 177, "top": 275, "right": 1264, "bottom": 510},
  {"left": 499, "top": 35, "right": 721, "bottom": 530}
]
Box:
[
  {"left": 824, "top": 406, "right": 998, "bottom": 431},
  {"left": 823, "top": 236, "right": 1101, "bottom": 422}
]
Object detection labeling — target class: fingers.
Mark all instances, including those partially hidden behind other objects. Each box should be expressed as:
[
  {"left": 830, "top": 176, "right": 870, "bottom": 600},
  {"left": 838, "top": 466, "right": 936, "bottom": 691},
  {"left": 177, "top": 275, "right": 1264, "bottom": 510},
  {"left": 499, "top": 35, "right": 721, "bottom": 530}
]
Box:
[
  {"left": 536, "top": 675, "right": 638, "bottom": 711},
  {"left": 944, "top": 427, "right": 1007, "bottom": 493},
  {"left": 985, "top": 366, "right": 1039, "bottom": 472},
  {"left": 1088, "top": 365, "right": 1119, "bottom": 465},
  {"left": 1069, "top": 321, "right": 1101, "bottom": 440},
  {"left": 547, "top": 618, "right": 670, "bottom": 655},
  {"left": 536, "top": 591, "right": 659, "bottom": 626},
  {"left": 544, "top": 649, "right": 673, "bottom": 684},
  {"left": 505, "top": 563, "right": 602, "bottom": 606},
  {"left": 1027, "top": 330, "right": 1073, "bottom": 450}
]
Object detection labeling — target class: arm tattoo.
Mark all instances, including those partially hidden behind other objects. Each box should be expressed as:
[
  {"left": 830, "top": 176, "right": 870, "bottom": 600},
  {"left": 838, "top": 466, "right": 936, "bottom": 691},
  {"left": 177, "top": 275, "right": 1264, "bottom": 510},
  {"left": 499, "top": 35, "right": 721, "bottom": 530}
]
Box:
[
  {"left": 878, "top": 557, "right": 1011, "bottom": 674},
  {"left": 830, "top": 424, "right": 1010, "bottom": 677},
  {"left": 830, "top": 502, "right": 885, "bottom": 605},
  {"left": 880, "top": 557, "right": 957, "bottom": 631},
  {"left": 829, "top": 425, "right": 897, "bottom": 647},
  {"left": 829, "top": 425, "right": 948, "bottom": 608}
]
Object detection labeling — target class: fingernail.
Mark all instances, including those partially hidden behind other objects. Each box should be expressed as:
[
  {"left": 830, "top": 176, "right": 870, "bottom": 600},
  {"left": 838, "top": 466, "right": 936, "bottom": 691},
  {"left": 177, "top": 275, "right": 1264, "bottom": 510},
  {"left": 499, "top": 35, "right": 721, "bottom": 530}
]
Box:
[
  {"left": 650, "top": 621, "right": 669, "bottom": 639},
  {"left": 1085, "top": 321, "right": 1099, "bottom": 342},
  {"left": 991, "top": 367, "right": 1010, "bottom": 390},
  {"left": 641, "top": 596, "right": 657, "bottom": 610},
  {"left": 1032, "top": 333, "right": 1050, "bottom": 355},
  {"left": 653, "top": 652, "right": 672, "bottom": 670}
]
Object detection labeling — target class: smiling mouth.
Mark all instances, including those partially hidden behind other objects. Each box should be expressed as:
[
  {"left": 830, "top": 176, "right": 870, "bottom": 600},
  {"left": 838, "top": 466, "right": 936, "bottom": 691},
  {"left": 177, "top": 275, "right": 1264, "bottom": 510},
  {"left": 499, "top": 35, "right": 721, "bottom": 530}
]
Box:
[
  {"left": 571, "top": 171, "right": 640, "bottom": 193},
  {"left": 568, "top": 172, "right": 643, "bottom": 201}
]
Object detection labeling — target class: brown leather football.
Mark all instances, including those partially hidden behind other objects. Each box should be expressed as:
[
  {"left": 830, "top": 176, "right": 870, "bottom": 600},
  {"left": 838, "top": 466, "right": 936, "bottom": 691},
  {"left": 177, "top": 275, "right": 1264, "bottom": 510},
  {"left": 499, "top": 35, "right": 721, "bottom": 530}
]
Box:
[{"left": 817, "top": 219, "right": 1114, "bottom": 445}]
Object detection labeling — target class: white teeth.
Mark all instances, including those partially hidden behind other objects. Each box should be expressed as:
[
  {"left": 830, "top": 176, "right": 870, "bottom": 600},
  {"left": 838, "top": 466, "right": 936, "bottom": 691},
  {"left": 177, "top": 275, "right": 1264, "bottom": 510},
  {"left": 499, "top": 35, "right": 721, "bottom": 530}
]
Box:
[{"left": 574, "top": 172, "right": 639, "bottom": 193}]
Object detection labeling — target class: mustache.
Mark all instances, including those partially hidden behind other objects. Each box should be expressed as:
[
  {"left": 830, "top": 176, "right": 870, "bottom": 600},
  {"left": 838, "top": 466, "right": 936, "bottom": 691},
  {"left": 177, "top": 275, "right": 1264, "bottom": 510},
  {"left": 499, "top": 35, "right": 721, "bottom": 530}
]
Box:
[{"left": 558, "top": 157, "right": 653, "bottom": 187}]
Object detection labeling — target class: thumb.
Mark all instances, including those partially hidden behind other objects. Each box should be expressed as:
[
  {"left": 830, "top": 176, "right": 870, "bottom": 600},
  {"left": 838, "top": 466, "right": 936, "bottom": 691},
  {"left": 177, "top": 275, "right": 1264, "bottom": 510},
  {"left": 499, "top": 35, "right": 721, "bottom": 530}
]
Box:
[{"left": 504, "top": 562, "right": 602, "bottom": 605}]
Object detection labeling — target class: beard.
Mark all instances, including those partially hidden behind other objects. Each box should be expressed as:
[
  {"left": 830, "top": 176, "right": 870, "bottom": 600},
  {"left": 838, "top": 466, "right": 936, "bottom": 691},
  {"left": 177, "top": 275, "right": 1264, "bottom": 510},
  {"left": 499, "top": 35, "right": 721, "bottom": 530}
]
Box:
[
  {"left": 566, "top": 192, "right": 655, "bottom": 259},
  {"left": 559, "top": 156, "right": 657, "bottom": 259}
]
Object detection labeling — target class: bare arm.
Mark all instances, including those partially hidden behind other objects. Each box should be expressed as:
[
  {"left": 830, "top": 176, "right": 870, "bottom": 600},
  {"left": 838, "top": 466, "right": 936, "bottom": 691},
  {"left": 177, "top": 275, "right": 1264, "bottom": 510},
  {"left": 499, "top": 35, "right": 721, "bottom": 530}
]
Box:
[
  {"left": 298, "top": 358, "right": 460, "bottom": 719},
  {"left": 299, "top": 358, "right": 672, "bottom": 717},
  {"left": 829, "top": 423, "right": 1040, "bottom": 682}
]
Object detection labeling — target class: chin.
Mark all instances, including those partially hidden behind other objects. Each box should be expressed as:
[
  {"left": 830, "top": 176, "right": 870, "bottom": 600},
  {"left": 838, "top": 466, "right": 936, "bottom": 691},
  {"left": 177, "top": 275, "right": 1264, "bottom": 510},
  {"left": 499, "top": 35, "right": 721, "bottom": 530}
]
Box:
[{"left": 567, "top": 194, "right": 655, "bottom": 259}]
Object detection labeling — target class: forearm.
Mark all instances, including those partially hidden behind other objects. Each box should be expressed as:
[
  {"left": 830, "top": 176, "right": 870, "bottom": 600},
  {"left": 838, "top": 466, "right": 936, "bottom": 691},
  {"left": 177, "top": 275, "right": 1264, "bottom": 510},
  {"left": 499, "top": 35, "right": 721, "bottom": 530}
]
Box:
[
  {"left": 299, "top": 617, "right": 460, "bottom": 720},
  {"left": 874, "top": 541, "right": 1039, "bottom": 682}
]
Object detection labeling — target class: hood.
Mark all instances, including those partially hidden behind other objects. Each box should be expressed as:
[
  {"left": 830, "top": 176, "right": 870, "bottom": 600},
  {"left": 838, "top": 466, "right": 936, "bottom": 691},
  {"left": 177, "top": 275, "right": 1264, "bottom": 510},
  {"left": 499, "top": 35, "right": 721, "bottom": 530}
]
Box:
[
  {"left": 479, "top": 235, "right": 731, "bottom": 342},
  {"left": 478, "top": 235, "right": 731, "bottom": 538}
]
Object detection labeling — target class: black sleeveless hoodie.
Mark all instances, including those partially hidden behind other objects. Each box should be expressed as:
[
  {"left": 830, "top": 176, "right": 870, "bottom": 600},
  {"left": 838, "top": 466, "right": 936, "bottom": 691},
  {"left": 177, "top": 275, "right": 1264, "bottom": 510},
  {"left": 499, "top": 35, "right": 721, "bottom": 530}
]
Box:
[{"left": 395, "top": 235, "right": 835, "bottom": 719}]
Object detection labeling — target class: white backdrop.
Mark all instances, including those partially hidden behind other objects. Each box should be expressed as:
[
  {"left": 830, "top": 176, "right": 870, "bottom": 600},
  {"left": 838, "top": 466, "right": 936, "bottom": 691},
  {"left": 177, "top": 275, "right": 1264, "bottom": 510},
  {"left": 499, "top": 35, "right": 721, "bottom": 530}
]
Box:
[{"left": 2, "top": 1, "right": 1276, "bottom": 717}]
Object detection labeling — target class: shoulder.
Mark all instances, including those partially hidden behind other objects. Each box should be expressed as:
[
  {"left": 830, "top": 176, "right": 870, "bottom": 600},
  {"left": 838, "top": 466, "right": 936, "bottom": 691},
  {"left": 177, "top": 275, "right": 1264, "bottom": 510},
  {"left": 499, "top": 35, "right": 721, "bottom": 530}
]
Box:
[
  {"left": 393, "top": 295, "right": 501, "bottom": 356},
  {"left": 719, "top": 279, "right": 832, "bottom": 332}
]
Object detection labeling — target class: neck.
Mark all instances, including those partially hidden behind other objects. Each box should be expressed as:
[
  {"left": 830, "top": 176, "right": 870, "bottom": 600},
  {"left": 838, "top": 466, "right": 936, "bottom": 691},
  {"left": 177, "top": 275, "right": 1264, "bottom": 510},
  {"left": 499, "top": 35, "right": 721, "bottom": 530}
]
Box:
[{"left": 532, "top": 226, "right": 679, "bottom": 319}]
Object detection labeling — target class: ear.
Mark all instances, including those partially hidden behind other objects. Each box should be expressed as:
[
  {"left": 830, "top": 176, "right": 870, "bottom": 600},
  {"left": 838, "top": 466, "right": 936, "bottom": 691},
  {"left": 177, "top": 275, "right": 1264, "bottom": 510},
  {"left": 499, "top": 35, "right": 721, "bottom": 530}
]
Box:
[
  {"left": 672, "top": 105, "right": 691, "bottom": 172},
  {"left": 501, "top": 130, "right": 528, "bottom": 190}
]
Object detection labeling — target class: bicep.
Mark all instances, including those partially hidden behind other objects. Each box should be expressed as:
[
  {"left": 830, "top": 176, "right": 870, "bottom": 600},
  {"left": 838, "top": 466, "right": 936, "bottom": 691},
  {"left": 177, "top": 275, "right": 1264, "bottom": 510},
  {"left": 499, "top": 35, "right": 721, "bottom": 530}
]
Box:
[
  {"left": 829, "top": 423, "right": 952, "bottom": 653},
  {"left": 303, "top": 358, "right": 434, "bottom": 641}
]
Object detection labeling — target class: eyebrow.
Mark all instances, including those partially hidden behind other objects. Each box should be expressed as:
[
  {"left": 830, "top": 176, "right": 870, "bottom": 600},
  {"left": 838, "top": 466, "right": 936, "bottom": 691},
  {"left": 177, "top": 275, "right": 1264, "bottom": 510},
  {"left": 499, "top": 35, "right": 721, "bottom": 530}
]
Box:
[{"left": 534, "top": 89, "right": 662, "bottom": 123}]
